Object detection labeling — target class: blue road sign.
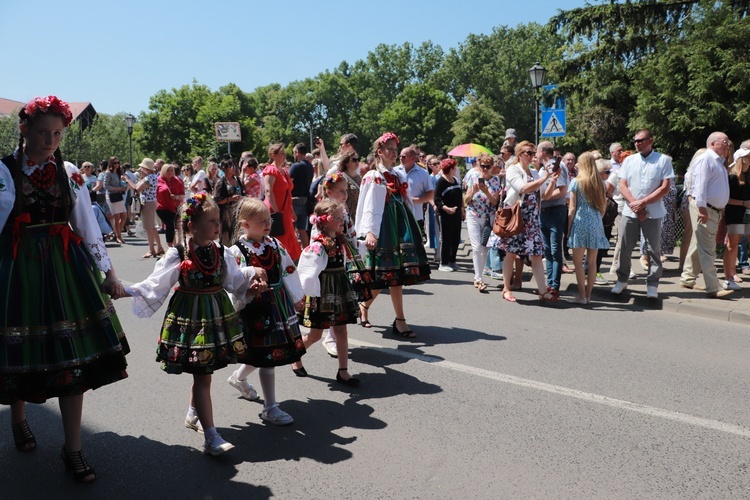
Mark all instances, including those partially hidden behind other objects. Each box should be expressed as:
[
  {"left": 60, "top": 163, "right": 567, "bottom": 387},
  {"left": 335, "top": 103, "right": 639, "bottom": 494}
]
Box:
[
  {"left": 541, "top": 110, "right": 566, "bottom": 138},
  {"left": 541, "top": 84, "right": 566, "bottom": 137}
]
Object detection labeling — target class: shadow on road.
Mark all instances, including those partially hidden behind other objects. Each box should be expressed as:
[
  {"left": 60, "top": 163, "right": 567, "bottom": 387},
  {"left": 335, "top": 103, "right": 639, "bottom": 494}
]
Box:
[{"left": 0, "top": 406, "right": 273, "bottom": 499}]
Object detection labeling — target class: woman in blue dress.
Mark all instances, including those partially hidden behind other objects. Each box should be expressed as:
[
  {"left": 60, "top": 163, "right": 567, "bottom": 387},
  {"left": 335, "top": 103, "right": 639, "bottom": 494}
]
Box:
[{"left": 567, "top": 152, "right": 610, "bottom": 304}]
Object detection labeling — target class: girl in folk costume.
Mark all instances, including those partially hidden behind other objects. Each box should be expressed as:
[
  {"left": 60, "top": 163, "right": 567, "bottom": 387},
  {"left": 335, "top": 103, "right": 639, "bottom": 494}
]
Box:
[
  {"left": 292, "top": 200, "right": 363, "bottom": 386},
  {"left": 307, "top": 172, "right": 372, "bottom": 360},
  {"left": 123, "top": 192, "right": 260, "bottom": 456},
  {"left": 227, "top": 198, "right": 306, "bottom": 425},
  {"left": 0, "top": 96, "right": 130, "bottom": 483},
  {"left": 355, "top": 132, "right": 431, "bottom": 338}
]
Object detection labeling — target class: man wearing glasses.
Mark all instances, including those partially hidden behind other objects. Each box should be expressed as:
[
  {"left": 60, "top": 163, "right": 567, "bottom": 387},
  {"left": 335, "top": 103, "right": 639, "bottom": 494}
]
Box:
[
  {"left": 612, "top": 129, "right": 674, "bottom": 299},
  {"left": 680, "top": 132, "right": 733, "bottom": 298},
  {"left": 394, "top": 147, "right": 434, "bottom": 239}
]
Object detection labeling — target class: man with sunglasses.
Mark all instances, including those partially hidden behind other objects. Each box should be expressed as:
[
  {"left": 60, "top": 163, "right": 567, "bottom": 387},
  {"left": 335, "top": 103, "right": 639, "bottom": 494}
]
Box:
[
  {"left": 394, "top": 147, "right": 434, "bottom": 239},
  {"left": 612, "top": 129, "right": 674, "bottom": 298}
]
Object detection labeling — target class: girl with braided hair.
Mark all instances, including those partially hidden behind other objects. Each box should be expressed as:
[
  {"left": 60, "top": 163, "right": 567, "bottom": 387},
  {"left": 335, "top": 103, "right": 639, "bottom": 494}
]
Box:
[
  {"left": 355, "top": 132, "right": 431, "bottom": 338},
  {"left": 123, "top": 192, "right": 262, "bottom": 456},
  {"left": 0, "top": 96, "right": 130, "bottom": 483}
]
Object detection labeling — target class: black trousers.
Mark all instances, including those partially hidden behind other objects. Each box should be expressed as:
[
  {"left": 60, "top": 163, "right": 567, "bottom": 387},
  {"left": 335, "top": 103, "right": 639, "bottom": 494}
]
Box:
[
  {"left": 439, "top": 211, "right": 462, "bottom": 264},
  {"left": 156, "top": 209, "right": 177, "bottom": 245},
  {"left": 596, "top": 222, "right": 614, "bottom": 272}
]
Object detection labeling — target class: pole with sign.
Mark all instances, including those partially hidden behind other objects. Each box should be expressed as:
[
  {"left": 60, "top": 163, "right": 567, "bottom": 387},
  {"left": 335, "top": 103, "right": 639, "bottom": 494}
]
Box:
[
  {"left": 214, "top": 122, "right": 242, "bottom": 156},
  {"left": 540, "top": 85, "right": 566, "bottom": 139}
]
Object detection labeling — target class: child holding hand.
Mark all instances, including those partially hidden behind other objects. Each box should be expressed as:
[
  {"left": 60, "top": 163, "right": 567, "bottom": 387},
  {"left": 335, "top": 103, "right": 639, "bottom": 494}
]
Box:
[
  {"left": 123, "top": 192, "right": 260, "bottom": 455},
  {"left": 227, "top": 198, "right": 306, "bottom": 425}
]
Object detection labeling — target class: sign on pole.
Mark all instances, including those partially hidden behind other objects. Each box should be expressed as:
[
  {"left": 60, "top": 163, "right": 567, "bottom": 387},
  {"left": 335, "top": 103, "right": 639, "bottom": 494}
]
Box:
[
  {"left": 541, "top": 85, "right": 566, "bottom": 138},
  {"left": 214, "top": 122, "right": 242, "bottom": 142}
]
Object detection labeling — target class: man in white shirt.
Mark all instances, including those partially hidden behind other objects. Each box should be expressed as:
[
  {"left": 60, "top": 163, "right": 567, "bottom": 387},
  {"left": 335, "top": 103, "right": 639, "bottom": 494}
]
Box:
[
  {"left": 394, "top": 147, "right": 434, "bottom": 239},
  {"left": 612, "top": 129, "right": 674, "bottom": 298},
  {"left": 609, "top": 143, "right": 623, "bottom": 171},
  {"left": 680, "top": 132, "right": 733, "bottom": 298}
]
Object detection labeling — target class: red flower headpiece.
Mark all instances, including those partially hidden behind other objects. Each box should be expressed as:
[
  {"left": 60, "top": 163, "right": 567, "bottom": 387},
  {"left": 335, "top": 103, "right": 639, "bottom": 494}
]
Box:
[
  {"left": 309, "top": 213, "right": 333, "bottom": 227},
  {"left": 377, "top": 132, "right": 400, "bottom": 147},
  {"left": 323, "top": 172, "right": 344, "bottom": 191},
  {"left": 19, "top": 96, "right": 73, "bottom": 127},
  {"left": 182, "top": 191, "right": 209, "bottom": 221}
]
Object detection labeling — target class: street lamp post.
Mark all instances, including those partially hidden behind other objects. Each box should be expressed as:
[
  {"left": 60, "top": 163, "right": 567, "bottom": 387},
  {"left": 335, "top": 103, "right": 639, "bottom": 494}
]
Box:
[
  {"left": 529, "top": 62, "right": 547, "bottom": 145},
  {"left": 125, "top": 114, "right": 136, "bottom": 168}
]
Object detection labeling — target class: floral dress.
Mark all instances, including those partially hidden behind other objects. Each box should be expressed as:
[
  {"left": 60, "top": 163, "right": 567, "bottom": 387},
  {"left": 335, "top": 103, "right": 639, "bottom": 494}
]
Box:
[
  {"left": 354, "top": 165, "right": 431, "bottom": 289},
  {"left": 567, "top": 179, "right": 610, "bottom": 249},
  {"left": 297, "top": 233, "right": 360, "bottom": 329},
  {"left": 140, "top": 172, "right": 158, "bottom": 203},
  {"left": 498, "top": 173, "right": 545, "bottom": 256},
  {"left": 0, "top": 154, "right": 129, "bottom": 403},
  {"left": 126, "top": 242, "right": 255, "bottom": 374},
  {"left": 231, "top": 236, "right": 306, "bottom": 367},
  {"left": 641, "top": 179, "right": 677, "bottom": 255}
]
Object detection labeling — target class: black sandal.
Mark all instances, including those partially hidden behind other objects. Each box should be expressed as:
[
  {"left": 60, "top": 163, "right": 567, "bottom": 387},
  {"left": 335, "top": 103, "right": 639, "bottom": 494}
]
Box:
[
  {"left": 61, "top": 446, "right": 96, "bottom": 483},
  {"left": 392, "top": 318, "right": 416, "bottom": 338},
  {"left": 336, "top": 368, "right": 361, "bottom": 387},
  {"left": 12, "top": 419, "right": 36, "bottom": 452},
  {"left": 359, "top": 303, "right": 372, "bottom": 328}
]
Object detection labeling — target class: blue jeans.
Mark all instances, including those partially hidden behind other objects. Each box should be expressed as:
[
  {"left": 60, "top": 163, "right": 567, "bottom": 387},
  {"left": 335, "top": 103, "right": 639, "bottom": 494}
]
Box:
[
  {"left": 485, "top": 247, "right": 503, "bottom": 272},
  {"left": 739, "top": 235, "right": 749, "bottom": 270},
  {"left": 540, "top": 205, "right": 567, "bottom": 290}
]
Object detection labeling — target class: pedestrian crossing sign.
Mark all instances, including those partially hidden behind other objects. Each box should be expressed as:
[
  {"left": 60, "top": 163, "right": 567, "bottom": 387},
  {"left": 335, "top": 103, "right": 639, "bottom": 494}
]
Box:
[{"left": 541, "top": 110, "right": 566, "bottom": 138}]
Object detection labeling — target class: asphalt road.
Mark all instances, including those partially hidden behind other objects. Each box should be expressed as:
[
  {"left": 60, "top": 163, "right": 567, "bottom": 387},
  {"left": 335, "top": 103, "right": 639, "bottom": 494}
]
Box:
[{"left": 2, "top": 237, "right": 750, "bottom": 499}]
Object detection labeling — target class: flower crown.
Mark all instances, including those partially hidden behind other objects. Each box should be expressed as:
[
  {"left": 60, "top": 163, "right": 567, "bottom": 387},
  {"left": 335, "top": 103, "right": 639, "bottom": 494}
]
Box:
[
  {"left": 309, "top": 213, "right": 333, "bottom": 227},
  {"left": 182, "top": 191, "right": 209, "bottom": 221},
  {"left": 378, "top": 132, "right": 400, "bottom": 147},
  {"left": 19, "top": 96, "right": 74, "bottom": 127},
  {"left": 323, "top": 172, "right": 344, "bottom": 191}
]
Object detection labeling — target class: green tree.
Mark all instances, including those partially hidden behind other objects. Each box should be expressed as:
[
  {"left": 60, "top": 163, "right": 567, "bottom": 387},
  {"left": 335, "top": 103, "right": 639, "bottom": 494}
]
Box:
[
  {"left": 443, "top": 23, "right": 562, "bottom": 143},
  {"left": 450, "top": 97, "right": 505, "bottom": 152},
  {"left": 378, "top": 82, "right": 457, "bottom": 154}
]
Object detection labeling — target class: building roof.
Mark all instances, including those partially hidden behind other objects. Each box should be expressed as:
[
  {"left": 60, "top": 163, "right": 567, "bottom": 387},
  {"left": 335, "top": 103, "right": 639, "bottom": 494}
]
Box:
[{"left": 0, "top": 98, "right": 97, "bottom": 129}]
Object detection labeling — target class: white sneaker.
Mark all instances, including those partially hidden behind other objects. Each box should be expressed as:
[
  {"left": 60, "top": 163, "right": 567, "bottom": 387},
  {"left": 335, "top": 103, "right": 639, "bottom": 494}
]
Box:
[
  {"left": 722, "top": 280, "right": 741, "bottom": 291},
  {"left": 203, "top": 434, "right": 234, "bottom": 456},
  {"left": 227, "top": 373, "right": 259, "bottom": 401},
  {"left": 611, "top": 281, "right": 628, "bottom": 295},
  {"left": 646, "top": 285, "right": 658, "bottom": 298},
  {"left": 490, "top": 271, "right": 503, "bottom": 280},
  {"left": 594, "top": 273, "right": 608, "bottom": 285},
  {"left": 629, "top": 271, "right": 637, "bottom": 279},
  {"left": 322, "top": 340, "right": 338, "bottom": 358},
  {"left": 438, "top": 265, "right": 454, "bottom": 272},
  {"left": 185, "top": 414, "right": 204, "bottom": 434}
]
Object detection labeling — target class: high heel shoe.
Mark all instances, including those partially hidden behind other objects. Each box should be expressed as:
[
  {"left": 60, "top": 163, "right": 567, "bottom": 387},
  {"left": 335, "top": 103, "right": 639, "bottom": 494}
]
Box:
[
  {"left": 291, "top": 363, "right": 308, "bottom": 377},
  {"left": 60, "top": 446, "right": 96, "bottom": 483},
  {"left": 336, "top": 368, "right": 360, "bottom": 387},
  {"left": 392, "top": 318, "right": 416, "bottom": 338},
  {"left": 12, "top": 419, "right": 36, "bottom": 452},
  {"left": 359, "top": 302, "right": 372, "bottom": 328}
]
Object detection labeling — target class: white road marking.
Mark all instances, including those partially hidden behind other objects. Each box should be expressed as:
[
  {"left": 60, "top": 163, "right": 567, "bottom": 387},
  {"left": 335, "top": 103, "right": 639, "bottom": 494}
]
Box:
[{"left": 350, "top": 339, "right": 750, "bottom": 439}]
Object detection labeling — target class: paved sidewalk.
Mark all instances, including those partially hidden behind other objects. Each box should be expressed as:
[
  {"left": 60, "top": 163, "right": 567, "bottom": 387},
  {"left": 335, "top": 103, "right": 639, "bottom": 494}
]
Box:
[{"left": 427, "top": 225, "right": 750, "bottom": 326}]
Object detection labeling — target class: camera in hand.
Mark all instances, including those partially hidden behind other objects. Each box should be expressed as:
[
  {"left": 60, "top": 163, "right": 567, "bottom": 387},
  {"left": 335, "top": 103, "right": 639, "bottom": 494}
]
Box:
[{"left": 478, "top": 178, "right": 486, "bottom": 185}]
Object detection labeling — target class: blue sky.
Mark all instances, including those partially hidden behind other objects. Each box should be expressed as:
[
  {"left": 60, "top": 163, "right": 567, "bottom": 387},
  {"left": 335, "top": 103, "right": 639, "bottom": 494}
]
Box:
[{"left": 2, "top": 0, "right": 587, "bottom": 115}]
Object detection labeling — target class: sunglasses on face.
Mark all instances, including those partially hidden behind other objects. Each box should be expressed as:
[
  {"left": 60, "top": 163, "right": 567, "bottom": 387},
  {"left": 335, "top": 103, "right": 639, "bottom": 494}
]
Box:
[
  {"left": 633, "top": 138, "right": 650, "bottom": 144},
  {"left": 522, "top": 151, "right": 535, "bottom": 156},
  {"left": 480, "top": 164, "right": 493, "bottom": 169}
]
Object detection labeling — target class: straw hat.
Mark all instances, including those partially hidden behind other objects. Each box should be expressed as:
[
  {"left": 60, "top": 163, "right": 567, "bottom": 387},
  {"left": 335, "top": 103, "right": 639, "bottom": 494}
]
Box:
[{"left": 138, "top": 158, "right": 155, "bottom": 171}]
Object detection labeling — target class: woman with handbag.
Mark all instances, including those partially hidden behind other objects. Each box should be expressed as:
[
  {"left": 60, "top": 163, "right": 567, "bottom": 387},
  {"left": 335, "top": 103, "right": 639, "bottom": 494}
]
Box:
[
  {"left": 464, "top": 153, "right": 503, "bottom": 292},
  {"left": 263, "top": 143, "right": 301, "bottom": 261},
  {"left": 104, "top": 157, "right": 128, "bottom": 244},
  {"left": 499, "top": 141, "right": 558, "bottom": 303}
]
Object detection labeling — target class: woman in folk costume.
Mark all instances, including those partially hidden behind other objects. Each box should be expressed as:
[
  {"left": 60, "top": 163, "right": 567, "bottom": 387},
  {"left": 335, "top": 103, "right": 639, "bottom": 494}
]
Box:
[
  {"left": 0, "top": 96, "right": 130, "bottom": 483},
  {"left": 355, "top": 132, "right": 430, "bottom": 338}
]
